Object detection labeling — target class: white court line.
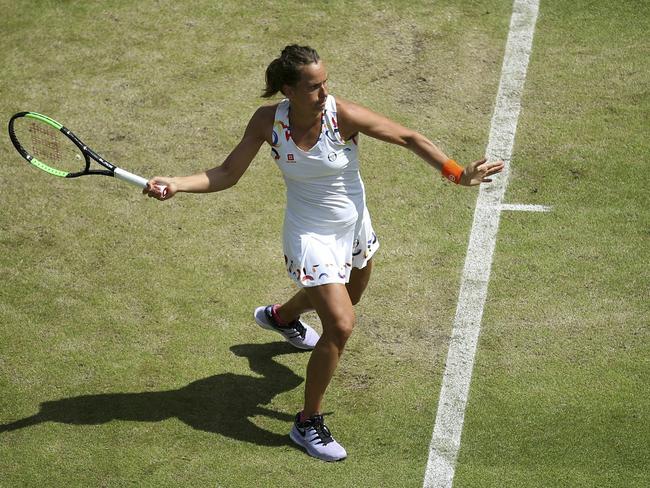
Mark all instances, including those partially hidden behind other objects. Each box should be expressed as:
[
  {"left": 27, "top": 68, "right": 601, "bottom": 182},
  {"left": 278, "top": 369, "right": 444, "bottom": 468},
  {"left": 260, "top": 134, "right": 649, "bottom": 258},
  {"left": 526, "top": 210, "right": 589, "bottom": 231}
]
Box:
[
  {"left": 423, "top": 1, "right": 540, "bottom": 487},
  {"left": 501, "top": 203, "right": 552, "bottom": 212}
]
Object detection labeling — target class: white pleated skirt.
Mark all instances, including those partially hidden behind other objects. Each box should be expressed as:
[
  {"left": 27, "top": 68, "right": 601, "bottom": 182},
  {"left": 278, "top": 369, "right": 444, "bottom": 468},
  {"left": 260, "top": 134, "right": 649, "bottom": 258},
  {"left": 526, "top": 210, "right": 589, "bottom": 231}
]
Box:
[{"left": 282, "top": 208, "right": 379, "bottom": 288}]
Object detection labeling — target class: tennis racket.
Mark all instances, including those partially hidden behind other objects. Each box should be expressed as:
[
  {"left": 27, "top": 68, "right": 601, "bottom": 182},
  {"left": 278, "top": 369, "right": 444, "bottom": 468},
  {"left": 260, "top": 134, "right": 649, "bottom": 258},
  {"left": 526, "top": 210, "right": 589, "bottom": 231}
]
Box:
[{"left": 8, "top": 111, "right": 166, "bottom": 196}]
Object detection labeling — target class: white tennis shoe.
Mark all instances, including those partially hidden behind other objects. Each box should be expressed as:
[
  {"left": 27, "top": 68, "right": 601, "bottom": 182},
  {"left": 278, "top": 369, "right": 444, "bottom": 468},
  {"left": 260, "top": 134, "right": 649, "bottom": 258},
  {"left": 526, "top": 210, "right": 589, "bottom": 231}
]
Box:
[
  {"left": 254, "top": 305, "right": 320, "bottom": 350},
  {"left": 290, "top": 413, "right": 347, "bottom": 462}
]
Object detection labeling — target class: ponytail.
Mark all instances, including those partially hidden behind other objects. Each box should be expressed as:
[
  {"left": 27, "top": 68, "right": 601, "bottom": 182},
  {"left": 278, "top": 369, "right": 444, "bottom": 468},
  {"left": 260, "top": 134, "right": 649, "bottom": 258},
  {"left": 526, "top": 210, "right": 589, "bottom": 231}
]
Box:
[{"left": 262, "top": 45, "right": 320, "bottom": 98}]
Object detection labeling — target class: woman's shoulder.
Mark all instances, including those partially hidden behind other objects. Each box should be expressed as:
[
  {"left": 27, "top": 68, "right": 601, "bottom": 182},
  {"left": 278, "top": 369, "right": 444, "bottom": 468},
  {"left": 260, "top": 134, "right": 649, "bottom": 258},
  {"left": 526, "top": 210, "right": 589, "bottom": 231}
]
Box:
[
  {"left": 329, "top": 96, "right": 364, "bottom": 140},
  {"left": 248, "top": 103, "right": 280, "bottom": 129},
  {"left": 247, "top": 102, "right": 285, "bottom": 144},
  {"left": 332, "top": 96, "right": 362, "bottom": 116},
  {"left": 254, "top": 102, "right": 280, "bottom": 118}
]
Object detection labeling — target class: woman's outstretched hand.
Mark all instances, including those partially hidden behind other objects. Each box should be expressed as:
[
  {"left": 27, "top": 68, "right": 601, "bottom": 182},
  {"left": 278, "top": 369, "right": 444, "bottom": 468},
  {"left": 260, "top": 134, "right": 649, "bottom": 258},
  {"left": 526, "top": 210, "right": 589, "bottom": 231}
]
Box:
[{"left": 460, "top": 158, "right": 505, "bottom": 186}]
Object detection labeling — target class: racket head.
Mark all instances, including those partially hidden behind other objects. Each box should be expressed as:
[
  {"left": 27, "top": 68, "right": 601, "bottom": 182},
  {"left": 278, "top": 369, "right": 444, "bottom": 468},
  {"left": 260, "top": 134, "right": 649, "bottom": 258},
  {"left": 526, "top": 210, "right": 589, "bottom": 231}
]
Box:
[{"left": 8, "top": 112, "right": 89, "bottom": 178}]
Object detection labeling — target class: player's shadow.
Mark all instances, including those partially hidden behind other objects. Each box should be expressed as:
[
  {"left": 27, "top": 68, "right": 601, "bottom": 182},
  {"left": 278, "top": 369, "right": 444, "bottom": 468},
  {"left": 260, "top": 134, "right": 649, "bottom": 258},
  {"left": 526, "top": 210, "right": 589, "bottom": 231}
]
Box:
[{"left": 0, "top": 342, "right": 304, "bottom": 446}]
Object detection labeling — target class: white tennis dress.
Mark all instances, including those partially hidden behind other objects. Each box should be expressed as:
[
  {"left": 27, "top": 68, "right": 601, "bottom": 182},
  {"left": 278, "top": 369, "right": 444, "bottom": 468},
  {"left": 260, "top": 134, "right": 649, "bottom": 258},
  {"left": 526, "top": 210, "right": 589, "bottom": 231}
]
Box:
[{"left": 271, "top": 95, "right": 379, "bottom": 288}]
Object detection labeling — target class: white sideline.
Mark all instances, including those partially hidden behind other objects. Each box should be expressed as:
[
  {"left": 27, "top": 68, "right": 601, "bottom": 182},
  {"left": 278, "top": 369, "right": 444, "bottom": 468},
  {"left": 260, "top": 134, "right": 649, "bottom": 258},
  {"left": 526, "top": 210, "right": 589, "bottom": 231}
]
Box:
[
  {"left": 500, "top": 203, "right": 551, "bottom": 212},
  {"left": 423, "top": 1, "right": 540, "bottom": 487}
]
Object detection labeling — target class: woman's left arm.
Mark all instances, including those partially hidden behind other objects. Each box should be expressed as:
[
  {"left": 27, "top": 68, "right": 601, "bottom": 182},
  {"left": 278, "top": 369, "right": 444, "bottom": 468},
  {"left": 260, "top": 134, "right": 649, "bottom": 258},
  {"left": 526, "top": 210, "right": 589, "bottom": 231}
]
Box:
[{"left": 336, "top": 98, "right": 504, "bottom": 186}]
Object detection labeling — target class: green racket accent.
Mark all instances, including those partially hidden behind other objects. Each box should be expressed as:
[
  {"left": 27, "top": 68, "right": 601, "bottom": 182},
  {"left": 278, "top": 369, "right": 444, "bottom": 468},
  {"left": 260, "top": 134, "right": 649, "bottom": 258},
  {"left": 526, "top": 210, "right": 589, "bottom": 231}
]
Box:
[
  {"left": 24, "top": 112, "right": 63, "bottom": 130},
  {"left": 30, "top": 157, "right": 69, "bottom": 177}
]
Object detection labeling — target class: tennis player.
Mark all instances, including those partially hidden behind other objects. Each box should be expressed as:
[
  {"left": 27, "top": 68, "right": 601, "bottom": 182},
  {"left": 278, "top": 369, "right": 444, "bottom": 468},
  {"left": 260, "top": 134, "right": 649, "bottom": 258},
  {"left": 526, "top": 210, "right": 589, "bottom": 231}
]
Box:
[{"left": 146, "top": 45, "right": 503, "bottom": 462}]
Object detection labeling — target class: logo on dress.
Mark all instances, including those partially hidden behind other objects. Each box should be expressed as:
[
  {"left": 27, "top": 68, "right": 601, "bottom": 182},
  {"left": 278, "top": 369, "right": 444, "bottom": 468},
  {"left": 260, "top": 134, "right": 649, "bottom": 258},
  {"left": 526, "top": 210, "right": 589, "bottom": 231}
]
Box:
[
  {"left": 328, "top": 152, "right": 337, "bottom": 162},
  {"left": 287, "top": 153, "right": 295, "bottom": 162}
]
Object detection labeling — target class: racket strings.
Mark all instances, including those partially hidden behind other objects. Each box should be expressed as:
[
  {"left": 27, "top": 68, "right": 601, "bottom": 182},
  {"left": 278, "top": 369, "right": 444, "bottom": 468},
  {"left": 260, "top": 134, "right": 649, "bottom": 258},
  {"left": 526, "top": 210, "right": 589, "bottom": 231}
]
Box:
[
  {"left": 28, "top": 121, "right": 63, "bottom": 164},
  {"left": 17, "top": 119, "right": 84, "bottom": 173}
]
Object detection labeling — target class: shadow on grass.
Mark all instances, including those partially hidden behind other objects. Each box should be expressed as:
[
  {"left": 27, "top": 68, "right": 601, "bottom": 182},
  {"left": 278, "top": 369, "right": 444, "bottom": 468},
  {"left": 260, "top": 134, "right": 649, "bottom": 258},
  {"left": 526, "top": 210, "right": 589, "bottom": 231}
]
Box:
[{"left": 0, "top": 341, "right": 305, "bottom": 446}]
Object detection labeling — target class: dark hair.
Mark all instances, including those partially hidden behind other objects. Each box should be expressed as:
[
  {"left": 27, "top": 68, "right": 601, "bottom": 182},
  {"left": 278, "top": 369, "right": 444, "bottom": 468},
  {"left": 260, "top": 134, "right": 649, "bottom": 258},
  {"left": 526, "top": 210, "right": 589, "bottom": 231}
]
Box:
[{"left": 262, "top": 44, "right": 320, "bottom": 98}]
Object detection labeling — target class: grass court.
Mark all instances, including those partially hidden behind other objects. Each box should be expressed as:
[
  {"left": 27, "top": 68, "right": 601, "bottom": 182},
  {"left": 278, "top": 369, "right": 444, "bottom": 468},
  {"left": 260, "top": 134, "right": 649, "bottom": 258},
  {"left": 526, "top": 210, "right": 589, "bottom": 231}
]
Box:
[{"left": 1, "top": 1, "right": 648, "bottom": 486}]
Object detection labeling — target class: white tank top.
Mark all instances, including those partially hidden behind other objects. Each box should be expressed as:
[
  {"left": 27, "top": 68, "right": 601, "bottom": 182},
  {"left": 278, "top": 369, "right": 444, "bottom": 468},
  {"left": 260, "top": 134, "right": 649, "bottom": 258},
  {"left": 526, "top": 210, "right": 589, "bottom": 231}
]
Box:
[{"left": 271, "top": 95, "right": 366, "bottom": 232}]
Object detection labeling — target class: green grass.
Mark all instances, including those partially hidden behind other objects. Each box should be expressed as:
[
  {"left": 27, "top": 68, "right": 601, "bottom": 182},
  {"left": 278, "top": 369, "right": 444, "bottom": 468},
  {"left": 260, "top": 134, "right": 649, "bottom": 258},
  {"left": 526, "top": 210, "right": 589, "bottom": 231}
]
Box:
[
  {"left": 1, "top": 1, "right": 648, "bottom": 487},
  {"left": 454, "top": 1, "right": 650, "bottom": 487}
]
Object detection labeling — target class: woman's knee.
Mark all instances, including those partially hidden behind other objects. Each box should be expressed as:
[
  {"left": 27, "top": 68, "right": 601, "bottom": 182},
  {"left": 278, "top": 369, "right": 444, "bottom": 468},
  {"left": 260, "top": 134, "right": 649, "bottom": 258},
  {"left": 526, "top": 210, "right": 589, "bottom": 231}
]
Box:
[
  {"left": 323, "top": 312, "right": 355, "bottom": 347},
  {"left": 304, "top": 283, "right": 357, "bottom": 348}
]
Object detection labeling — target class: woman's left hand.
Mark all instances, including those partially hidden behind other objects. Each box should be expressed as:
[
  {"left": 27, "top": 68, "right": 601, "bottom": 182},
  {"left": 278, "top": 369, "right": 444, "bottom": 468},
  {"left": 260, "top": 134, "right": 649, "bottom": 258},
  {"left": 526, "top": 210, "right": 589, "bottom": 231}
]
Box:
[{"left": 460, "top": 158, "right": 505, "bottom": 186}]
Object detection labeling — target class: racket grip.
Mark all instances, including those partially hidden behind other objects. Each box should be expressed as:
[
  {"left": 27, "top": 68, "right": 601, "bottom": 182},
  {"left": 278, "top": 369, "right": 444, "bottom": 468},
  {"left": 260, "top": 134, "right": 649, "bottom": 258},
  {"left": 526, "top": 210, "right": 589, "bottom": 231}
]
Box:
[
  {"left": 114, "top": 168, "right": 168, "bottom": 197},
  {"left": 114, "top": 167, "right": 148, "bottom": 188}
]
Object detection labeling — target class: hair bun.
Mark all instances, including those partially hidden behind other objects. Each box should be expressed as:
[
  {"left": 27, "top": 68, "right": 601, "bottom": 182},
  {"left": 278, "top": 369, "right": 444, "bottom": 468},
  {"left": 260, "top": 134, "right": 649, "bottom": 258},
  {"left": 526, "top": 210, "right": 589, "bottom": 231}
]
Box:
[{"left": 262, "top": 45, "right": 320, "bottom": 98}]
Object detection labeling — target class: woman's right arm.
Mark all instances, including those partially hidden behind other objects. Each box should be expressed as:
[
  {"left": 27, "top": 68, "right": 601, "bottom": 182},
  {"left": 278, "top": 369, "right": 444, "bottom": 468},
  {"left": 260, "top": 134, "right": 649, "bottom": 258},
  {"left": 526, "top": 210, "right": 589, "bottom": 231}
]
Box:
[{"left": 145, "top": 105, "right": 273, "bottom": 200}]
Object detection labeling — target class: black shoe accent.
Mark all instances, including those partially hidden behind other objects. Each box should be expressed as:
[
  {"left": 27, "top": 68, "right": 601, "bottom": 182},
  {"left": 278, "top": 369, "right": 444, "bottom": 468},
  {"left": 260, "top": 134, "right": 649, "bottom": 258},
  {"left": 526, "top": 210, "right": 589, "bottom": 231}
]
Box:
[
  {"left": 264, "top": 306, "right": 307, "bottom": 339},
  {"left": 295, "top": 413, "right": 334, "bottom": 446}
]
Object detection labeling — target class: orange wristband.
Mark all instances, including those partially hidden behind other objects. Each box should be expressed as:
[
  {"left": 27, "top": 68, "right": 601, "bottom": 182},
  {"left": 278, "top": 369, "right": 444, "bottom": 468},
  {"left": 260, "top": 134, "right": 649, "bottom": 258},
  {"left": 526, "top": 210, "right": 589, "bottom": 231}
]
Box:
[{"left": 441, "top": 159, "right": 463, "bottom": 184}]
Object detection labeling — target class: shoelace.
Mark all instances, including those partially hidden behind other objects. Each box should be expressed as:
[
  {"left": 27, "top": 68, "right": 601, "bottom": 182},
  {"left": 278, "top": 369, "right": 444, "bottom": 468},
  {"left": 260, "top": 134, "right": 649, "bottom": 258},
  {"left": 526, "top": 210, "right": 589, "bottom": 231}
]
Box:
[
  {"left": 288, "top": 320, "right": 307, "bottom": 339},
  {"left": 305, "top": 415, "right": 334, "bottom": 445}
]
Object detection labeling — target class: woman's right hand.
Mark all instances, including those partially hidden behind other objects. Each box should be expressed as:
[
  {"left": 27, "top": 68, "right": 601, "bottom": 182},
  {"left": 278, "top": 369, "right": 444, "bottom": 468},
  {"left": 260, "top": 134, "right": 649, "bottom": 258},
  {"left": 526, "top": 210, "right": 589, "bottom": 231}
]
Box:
[{"left": 144, "top": 177, "right": 177, "bottom": 201}]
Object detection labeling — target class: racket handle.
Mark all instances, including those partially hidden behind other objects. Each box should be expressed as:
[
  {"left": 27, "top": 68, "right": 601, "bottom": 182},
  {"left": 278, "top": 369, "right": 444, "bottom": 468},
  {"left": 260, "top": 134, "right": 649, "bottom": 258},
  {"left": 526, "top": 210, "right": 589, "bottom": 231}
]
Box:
[
  {"left": 114, "top": 168, "right": 167, "bottom": 197},
  {"left": 114, "top": 167, "right": 148, "bottom": 188}
]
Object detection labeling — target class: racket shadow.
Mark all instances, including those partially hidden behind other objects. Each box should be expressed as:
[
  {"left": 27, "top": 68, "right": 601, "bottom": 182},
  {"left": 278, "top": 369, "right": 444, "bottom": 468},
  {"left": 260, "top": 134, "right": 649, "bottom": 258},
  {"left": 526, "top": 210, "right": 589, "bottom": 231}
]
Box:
[{"left": 0, "top": 341, "right": 305, "bottom": 447}]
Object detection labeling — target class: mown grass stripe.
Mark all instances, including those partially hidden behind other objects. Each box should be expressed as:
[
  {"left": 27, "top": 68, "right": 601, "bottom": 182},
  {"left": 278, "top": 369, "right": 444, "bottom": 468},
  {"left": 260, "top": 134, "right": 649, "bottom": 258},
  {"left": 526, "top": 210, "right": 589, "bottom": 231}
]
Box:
[{"left": 423, "top": 1, "right": 541, "bottom": 487}]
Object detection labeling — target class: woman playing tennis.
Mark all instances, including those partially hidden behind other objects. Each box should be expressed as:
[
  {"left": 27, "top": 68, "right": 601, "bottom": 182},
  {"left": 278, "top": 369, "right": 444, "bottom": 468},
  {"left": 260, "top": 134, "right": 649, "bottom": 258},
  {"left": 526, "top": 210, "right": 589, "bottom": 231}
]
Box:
[{"left": 146, "top": 44, "right": 503, "bottom": 462}]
